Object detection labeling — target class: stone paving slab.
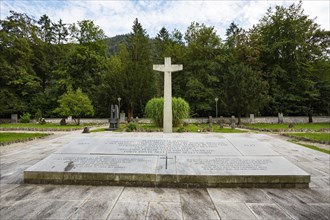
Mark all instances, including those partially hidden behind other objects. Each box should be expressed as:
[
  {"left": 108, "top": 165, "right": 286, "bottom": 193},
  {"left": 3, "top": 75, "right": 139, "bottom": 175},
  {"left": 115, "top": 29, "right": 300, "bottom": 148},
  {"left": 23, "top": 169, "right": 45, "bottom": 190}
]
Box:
[{"left": 1, "top": 132, "right": 329, "bottom": 219}]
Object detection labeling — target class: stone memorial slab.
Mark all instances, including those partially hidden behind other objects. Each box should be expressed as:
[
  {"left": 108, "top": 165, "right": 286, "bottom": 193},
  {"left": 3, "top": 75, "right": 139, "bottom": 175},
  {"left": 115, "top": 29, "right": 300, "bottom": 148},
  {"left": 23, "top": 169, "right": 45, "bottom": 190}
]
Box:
[
  {"left": 166, "top": 138, "right": 240, "bottom": 156},
  {"left": 25, "top": 154, "right": 157, "bottom": 173},
  {"left": 25, "top": 154, "right": 158, "bottom": 185},
  {"left": 175, "top": 156, "right": 306, "bottom": 176},
  {"left": 58, "top": 137, "right": 240, "bottom": 156},
  {"left": 227, "top": 138, "right": 279, "bottom": 156},
  {"left": 55, "top": 137, "right": 101, "bottom": 154},
  {"left": 93, "top": 138, "right": 166, "bottom": 155},
  {"left": 24, "top": 135, "right": 310, "bottom": 188}
]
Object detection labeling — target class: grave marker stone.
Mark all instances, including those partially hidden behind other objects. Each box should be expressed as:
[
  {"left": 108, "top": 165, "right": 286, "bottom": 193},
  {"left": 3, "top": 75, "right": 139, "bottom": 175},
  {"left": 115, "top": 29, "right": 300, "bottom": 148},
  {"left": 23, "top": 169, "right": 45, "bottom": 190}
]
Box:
[
  {"left": 278, "top": 113, "right": 284, "bottom": 124},
  {"left": 11, "top": 114, "right": 18, "bottom": 123},
  {"left": 219, "top": 116, "right": 224, "bottom": 129},
  {"left": 120, "top": 112, "right": 126, "bottom": 123},
  {"left": 249, "top": 114, "right": 255, "bottom": 124},
  {"left": 230, "top": 116, "right": 236, "bottom": 129},
  {"left": 208, "top": 116, "right": 213, "bottom": 129}
]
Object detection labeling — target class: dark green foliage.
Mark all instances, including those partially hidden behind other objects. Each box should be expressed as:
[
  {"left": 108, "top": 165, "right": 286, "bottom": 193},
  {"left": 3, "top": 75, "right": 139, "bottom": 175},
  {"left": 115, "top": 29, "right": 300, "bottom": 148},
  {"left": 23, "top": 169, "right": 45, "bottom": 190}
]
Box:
[
  {"left": 222, "top": 63, "right": 269, "bottom": 124},
  {"left": 34, "top": 109, "right": 42, "bottom": 122},
  {"left": 20, "top": 112, "right": 31, "bottom": 123},
  {"left": 54, "top": 88, "right": 94, "bottom": 125},
  {"left": 126, "top": 122, "right": 137, "bottom": 132},
  {"left": 114, "top": 18, "right": 157, "bottom": 120},
  {"left": 182, "top": 22, "right": 221, "bottom": 116},
  {"left": 145, "top": 97, "right": 190, "bottom": 127},
  {"left": 1, "top": 2, "right": 329, "bottom": 119},
  {"left": 253, "top": 2, "right": 330, "bottom": 115}
]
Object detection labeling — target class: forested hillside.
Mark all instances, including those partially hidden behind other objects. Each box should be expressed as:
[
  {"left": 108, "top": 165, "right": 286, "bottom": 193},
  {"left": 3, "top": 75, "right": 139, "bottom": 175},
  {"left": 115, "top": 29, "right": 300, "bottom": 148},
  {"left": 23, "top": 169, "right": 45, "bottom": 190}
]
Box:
[{"left": 1, "top": 2, "right": 329, "bottom": 120}]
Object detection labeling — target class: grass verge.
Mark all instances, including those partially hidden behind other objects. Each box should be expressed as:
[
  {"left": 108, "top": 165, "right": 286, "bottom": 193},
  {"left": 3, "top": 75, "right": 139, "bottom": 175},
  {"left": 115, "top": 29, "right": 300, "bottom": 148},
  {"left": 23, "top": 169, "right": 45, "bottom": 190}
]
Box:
[
  {"left": 283, "top": 132, "right": 330, "bottom": 144},
  {"left": 98, "top": 123, "right": 246, "bottom": 133},
  {"left": 289, "top": 140, "right": 330, "bottom": 154},
  {"left": 244, "top": 123, "right": 329, "bottom": 132},
  {"left": 0, "top": 132, "right": 50, "bottom": 146},
  {"left": 0, "top": 123, "right": 86, "bottom": 131}
]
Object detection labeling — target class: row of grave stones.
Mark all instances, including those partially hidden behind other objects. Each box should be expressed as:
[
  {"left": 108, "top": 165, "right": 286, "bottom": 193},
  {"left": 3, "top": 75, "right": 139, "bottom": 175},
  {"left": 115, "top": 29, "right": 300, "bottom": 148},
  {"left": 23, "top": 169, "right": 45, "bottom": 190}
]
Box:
[{"left": 207, "top": 112, "right": 285, "bottom": 129}]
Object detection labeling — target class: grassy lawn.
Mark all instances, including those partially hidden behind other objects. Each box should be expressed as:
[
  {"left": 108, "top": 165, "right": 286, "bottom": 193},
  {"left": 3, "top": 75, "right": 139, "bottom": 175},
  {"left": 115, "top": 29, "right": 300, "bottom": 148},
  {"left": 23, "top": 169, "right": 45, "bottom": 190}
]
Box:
[
  {"left": 244, "top": 123, "right": 329, "bottom": 131},
  {"left": 285, "top": 132, "right": 330, "bottom": 144},
  {"left": 93, "top": 123, "right": 245, "bottom": 133},
  {"left": 175, "top": 124, "right": 245, "bottom": 133},
  {"left": 0, "top": 123, "right": 86, "bottom": 131},
  {"left": 289, "top": 140, "right": 330, "bottom": 154},
  {"left": 0, "top": 132, "right": 50, "bottom": 145}
]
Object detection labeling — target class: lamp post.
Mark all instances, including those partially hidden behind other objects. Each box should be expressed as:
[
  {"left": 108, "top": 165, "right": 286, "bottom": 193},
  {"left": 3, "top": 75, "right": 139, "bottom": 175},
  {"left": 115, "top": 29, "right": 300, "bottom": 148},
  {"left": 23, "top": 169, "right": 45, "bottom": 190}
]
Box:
[{"left": 215, "top": 97, "right": 219, "bottom": 119}]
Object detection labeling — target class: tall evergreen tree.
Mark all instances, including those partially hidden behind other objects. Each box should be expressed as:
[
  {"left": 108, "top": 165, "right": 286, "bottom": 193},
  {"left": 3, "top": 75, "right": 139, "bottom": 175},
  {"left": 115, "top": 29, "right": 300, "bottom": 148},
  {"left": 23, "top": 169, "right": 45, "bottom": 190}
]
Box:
[
  {"left": 183, "top": 22, "right": 222, "bottom": 116},
  {"left": 123, "top": 18, "right": 157, "bottom": 120}
]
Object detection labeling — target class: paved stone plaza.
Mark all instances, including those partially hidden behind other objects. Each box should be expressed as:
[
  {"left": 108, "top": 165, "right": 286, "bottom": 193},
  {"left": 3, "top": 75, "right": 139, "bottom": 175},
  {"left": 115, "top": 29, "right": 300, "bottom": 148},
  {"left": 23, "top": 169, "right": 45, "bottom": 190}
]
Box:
[{"left": 1, "top": 132, "right": 329, "bottom": 219}]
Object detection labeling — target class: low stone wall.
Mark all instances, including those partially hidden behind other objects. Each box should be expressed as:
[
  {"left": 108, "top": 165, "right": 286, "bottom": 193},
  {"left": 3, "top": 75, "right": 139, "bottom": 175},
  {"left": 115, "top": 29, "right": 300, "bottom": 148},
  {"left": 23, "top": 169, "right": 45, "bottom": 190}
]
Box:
[
  {"left": 183, "top": 116, "right": 329, "bottom": 124},
  {"left": 1, "top": 116, "right": 329, "bottom": 125},
  {"left": 43, "top": 118, "right": 109, "bottom": 125}
]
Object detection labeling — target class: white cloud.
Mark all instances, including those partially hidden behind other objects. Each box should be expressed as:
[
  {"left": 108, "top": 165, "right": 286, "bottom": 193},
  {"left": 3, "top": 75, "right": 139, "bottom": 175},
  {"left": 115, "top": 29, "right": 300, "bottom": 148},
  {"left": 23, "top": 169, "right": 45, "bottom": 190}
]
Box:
[{"left": 1, "top": 0, "right": 329, "bottom": 38}]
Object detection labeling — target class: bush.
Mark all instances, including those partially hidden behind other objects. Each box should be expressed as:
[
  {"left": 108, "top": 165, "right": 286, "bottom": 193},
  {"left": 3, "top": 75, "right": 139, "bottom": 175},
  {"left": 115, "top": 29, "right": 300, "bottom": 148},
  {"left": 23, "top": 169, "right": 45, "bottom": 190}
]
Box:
[
  {"left": 145, "top": 97, "right": 190, "bottom": 127},
  {"left": 126, "top": 122, "right": 137, "bottom": 132},
  {"left": 20, "top": 112, "right": 31, "bottom": 123},
  {"left": 34, "top": 109, "right": 42, "bottom": 122}
]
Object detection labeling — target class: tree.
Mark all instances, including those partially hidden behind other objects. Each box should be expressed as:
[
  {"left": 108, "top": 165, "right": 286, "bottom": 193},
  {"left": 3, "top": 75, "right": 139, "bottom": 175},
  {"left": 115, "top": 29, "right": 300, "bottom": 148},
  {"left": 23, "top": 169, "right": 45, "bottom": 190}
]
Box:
[
  {"left": 182, "top": 22, "right": 222, "bottom": 116},
  {"left": 38, "top": 14, "right": 55, "bottom": 44},
  {"left": 254, "top": 1, "right": 330, "bottom": 115},
  {"left": 123, "top": 18, "right": 157, "bottom": 120},
  {"left": 223, "top": 63, "right": 269, "bottom": 124},
  {"left": 0, "top": 11, "right": 41, "bottom": 115},
  {"left": 70, "top": 20, "right": 106, "bottom": 44},
  {"left": 95, "top": 44, "right": 128, "bottom": 117},
  {"left": 53, "top": 19, "right": 68, "bottom": 44},
  {"left": 54, "top": 88, "right": 94, "bottom": 125}
]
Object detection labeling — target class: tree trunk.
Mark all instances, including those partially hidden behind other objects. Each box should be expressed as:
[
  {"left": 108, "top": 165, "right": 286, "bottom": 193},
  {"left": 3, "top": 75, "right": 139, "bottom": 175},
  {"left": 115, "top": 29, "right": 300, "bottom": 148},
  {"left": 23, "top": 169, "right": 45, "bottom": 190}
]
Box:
[
  {"left": 237, "top": 113, "right": 241, "bottom": 125},
  {"left": 127, "top": 108, "right": 133, "bottom": 123},
  {"left": 73, "top": 118, "right": 80, "bottom": 125},
  {"left": 308, "top": 111, "right": 313, "bottom": 123}
]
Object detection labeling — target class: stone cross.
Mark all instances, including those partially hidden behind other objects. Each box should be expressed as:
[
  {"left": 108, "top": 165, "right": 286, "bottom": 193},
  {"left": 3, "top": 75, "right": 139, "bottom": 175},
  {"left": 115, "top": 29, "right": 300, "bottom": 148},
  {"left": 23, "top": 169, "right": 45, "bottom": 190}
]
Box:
[{"left": 153, "top": 57, "right": 183, "bottom": 133}]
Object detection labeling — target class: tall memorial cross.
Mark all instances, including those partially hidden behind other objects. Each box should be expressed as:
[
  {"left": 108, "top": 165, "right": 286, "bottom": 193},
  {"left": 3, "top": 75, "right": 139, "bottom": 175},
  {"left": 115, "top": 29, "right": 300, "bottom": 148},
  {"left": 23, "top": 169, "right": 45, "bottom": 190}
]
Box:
[{"left": 153, "top": 57, "right": 183, "bottom": 133}]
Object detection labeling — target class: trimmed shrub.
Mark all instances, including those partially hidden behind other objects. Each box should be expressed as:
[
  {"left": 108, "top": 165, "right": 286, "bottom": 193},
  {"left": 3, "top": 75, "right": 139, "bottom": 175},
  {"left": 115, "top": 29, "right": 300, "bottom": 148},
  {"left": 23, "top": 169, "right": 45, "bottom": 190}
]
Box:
[
  {"left": 145, "top": 97, "right": 190, "bottom": 127},
  {"left": 20, "top": 112, "right": 31, "bottom": 123}
]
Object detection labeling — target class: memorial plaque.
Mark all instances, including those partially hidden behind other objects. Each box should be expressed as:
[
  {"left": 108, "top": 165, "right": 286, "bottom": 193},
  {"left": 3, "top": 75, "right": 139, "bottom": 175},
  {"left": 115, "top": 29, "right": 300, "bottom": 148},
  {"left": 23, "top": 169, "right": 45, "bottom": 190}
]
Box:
[
  {"left": 57, "top": 137, "right": 241, "bottom": 156},
  {"left": 55, "top": 137, "right": 102, "bottom": 154},
  {"left": 227, "top": 138, "right": 279, "bottom": 156},
  {"left": 166, "top": 138, "right": 240, "bottom": 156},
  {"left": 94, "top": 138, "right": 166, "bottom": 155},
  {"left": 175, "top": 156, "right": 307, "bottom": 176},
  {"left": 26, "top": 154, "right": 158, "bottom": 174}
]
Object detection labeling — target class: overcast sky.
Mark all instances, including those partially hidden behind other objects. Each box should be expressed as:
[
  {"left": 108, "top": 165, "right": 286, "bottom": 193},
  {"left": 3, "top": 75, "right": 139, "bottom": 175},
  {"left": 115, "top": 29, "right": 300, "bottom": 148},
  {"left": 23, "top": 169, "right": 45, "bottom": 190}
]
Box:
[{"left": 1, "top": 0, "right": 329, "bottom": 38}]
